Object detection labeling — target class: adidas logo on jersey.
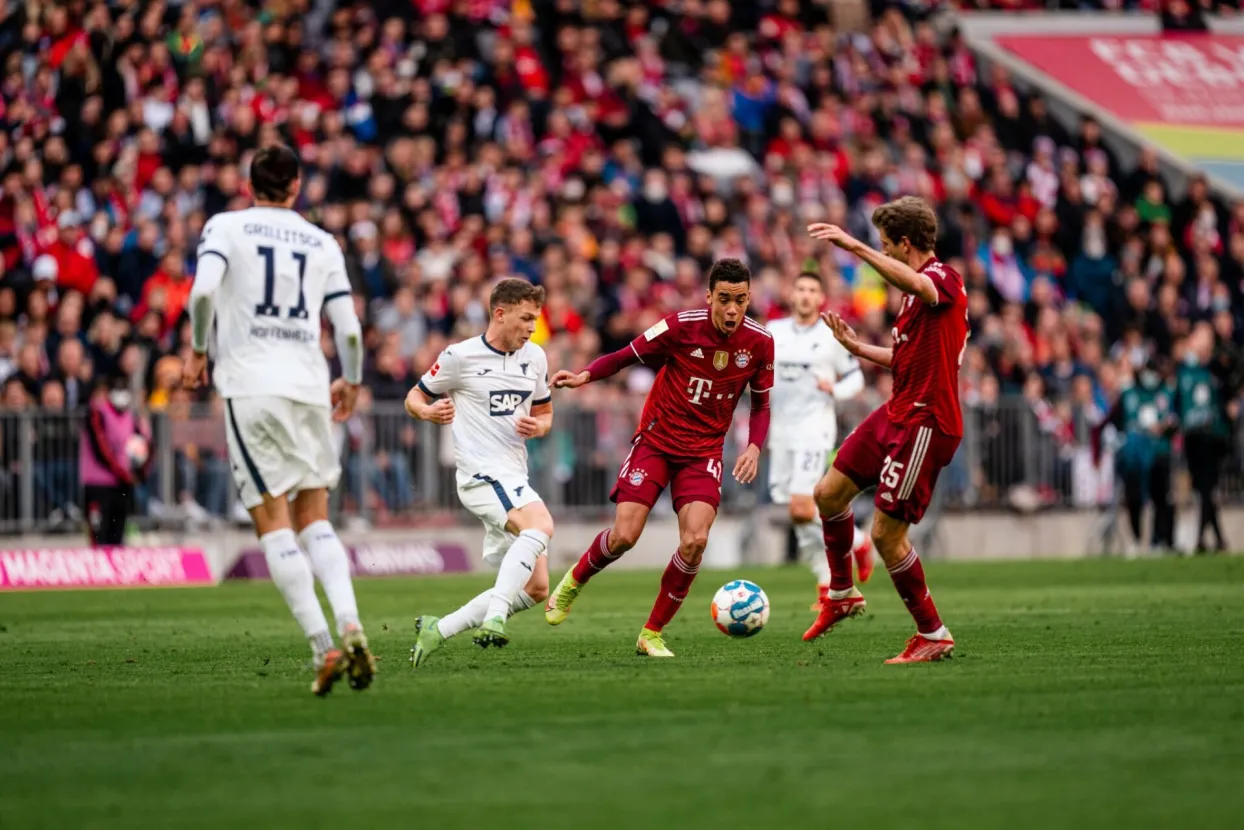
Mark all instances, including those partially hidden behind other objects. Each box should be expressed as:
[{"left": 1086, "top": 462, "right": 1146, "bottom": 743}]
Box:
[
  {"left": 489, "top": 389, "right": 532, "bottom": 416},
  {"left": 690, "top": 348, "right": 704, "bottom": 358}
]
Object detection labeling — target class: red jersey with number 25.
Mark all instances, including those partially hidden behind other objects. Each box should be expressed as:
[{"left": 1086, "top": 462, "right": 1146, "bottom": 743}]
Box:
[
  {"left": 629, "top": 308, "right": 775, "bottom": 457},
  {"left": 887, "top": 258, "right": 968, "bottom": 438}
]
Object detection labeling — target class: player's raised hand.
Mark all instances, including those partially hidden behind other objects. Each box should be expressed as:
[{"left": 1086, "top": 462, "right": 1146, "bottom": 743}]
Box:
[
  {"left": 821, "top": 310, "right": 860, "bottom": 354},
  {"left": 330, "top": 378, "right": 360, "bottom": 423},
  {"left": 732, "top": 444, "right": 760, "bottom": 485},
  {"left": 551, "top": 369, "right": 590, "bottom": 389},
  {"left": 515, "top": 415, "right": 543, "bottom": 439},
  {"left": 806, "top": 223, "right": 853, "bottom": 249},
  {"left": 181, "top": 352, "right": 208, "bottom": 390}
]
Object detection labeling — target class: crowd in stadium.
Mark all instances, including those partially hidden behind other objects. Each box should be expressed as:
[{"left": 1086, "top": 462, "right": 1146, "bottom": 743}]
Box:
[{"left": 0, "top": 0, "right": 1242, "bottom": 526}]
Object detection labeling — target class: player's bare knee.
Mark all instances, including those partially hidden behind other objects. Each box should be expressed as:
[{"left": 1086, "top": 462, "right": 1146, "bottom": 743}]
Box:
[
  {"left": 789, "top": 498, "right": 818, "bottom": 524},
  {"left": 813, "top": 478, "right": 848, "bottom": 518},
  {"left": 678, "top": 530, "right": 709, "bottom": 561},
  {"left": 524, "top": 574, "right": 550, "bottom": 604},
  {"left": 870, "top": 518, "right": 908, "bottom": 564},
  {"left": 610, "top": 525, "right": 639, "bottom": 552}
]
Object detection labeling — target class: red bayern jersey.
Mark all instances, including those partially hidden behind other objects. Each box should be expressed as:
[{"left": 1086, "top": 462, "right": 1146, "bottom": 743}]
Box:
[
  {"left": 888, "top": 258, "right": 969, "bottom": 437},
  {"left": 628, "top": 308, "right": 775, "bottom": 457}
]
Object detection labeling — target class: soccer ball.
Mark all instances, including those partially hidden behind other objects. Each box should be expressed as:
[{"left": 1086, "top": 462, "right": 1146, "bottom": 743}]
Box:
[{"left": 710, "top": 579, "right": 770, "bottom": 638}]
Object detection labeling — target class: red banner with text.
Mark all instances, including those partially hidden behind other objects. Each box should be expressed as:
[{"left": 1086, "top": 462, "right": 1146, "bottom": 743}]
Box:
[{"left": 996, "top": 34, "right": 1244, "bottom": 128}]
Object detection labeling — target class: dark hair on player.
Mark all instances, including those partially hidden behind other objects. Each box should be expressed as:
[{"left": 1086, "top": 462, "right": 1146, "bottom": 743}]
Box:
[
  {"left": 708, "top": 258, "right": 751, "bottom": 289},
  {"left": 871, "top": 196, "right": 938, "bottom": 253},
  {"left": 794, "top": 271, "right": 824, "bottom": 289},
  {"left": 489, "top": 277, "right": 546, "bottom": 311},
  {"left": 249, "top": 145, "right": 301, "bottom": 202}
]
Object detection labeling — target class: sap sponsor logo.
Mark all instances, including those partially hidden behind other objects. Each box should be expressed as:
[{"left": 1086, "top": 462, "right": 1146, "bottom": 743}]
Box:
[
  {"left": 489, "top": 389, "right": 532, "bottom": 415},
  {"left": 352, "top": 543, "right": 446, "bottom": 576}
]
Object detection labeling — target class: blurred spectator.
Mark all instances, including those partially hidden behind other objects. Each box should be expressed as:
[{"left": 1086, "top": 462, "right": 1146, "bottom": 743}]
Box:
[{"left": 80, "top": 376, "right": 148, "bottom": 545}]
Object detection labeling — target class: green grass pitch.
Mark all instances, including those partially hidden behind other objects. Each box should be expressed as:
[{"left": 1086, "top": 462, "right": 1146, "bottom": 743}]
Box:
[{"left": 2, "top": 557, "right": 1243, "bottom": 830}]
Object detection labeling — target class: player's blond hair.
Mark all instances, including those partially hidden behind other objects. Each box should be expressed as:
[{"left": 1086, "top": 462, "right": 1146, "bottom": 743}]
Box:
[{"left": 871, "top": 196, "right": 938, "bottom": 253}]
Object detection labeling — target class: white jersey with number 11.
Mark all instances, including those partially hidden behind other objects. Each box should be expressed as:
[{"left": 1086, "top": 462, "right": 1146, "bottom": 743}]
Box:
[{"left": 197, "top": 206, "right": 351, "bottom": 407}]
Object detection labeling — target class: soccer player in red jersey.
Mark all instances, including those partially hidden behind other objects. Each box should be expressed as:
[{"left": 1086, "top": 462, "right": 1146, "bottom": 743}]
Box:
[
  {"left": 544, "top": 258, "right": 775, "bottom": 657},
  {"left": 804, "top": 196, "right": 968, "bottom": 664}
]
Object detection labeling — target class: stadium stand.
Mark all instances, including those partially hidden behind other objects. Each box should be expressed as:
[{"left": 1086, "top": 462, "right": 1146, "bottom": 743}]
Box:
[{"left": 0, "top": 0, "right": 1241, "bottom": 534}]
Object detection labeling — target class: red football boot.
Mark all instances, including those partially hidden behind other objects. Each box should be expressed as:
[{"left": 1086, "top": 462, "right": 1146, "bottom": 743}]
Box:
[
  {"left": 852, "top": 535, "right": 875, "bottom": 584},
  {"left": 885, "top": 633, "right": 955, "bottom": 664},
  {"left": 802, "top": 589, "right": 866, "bottom": 641},
  {"left": 809, "top": 583, "right": 829, "bottom": 612}
]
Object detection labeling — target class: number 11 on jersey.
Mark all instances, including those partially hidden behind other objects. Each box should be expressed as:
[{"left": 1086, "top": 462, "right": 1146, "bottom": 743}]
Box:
[{"left": 255, "top": 245, "right": 309, "bottom": 320}]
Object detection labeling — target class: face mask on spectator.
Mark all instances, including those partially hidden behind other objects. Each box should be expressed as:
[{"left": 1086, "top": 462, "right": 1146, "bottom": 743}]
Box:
[
  {"left": 1139, "top": 370, "right": 1159, "bottom": 389},
  {"left": 1083, "top": 232, "right": 1106, "bottom": 259},
  {"left": 644, "top": 182, "right": 667, "bottom": 202},
  {"left": 991, "top": 234, "right": 1012, "bottom": 257},
  {"left": 109, "top": 390, "right": 132, "bottom": 410},
  {"left": 771, "top": 182, "right": 793, "bottom": 207}
]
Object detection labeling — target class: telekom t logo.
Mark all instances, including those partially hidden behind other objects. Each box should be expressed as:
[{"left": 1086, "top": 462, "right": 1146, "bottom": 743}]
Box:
[{"left": 686, "top": 376, "right": 713, "bottom": 405}]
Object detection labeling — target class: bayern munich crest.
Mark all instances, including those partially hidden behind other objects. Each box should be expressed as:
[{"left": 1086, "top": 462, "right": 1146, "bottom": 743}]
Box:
[
  {"left": 735, "top": 350, "right": 751, "bottom": 368},
  {"left": 628, "top": 468, "right": 646, "bottom": 487}
]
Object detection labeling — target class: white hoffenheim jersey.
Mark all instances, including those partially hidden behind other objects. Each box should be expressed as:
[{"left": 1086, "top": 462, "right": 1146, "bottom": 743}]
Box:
[
  {"left": 197, "top": 206, "right": 351, "bottom": 407},
  {"left": 769, "top": 316, "right": 861, "bottom": 450},
  {"left": 416, "top": 335, "right": 551, "bottom": 481}
]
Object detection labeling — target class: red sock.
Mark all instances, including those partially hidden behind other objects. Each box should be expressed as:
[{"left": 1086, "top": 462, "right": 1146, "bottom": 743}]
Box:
[
  {"left": 571, "top": 529, "right": 618, "bottom": 584},
  {"left": 644, "top": 552, "right": 699, "bottom": 631},
  {"left": 821, "top": 509, "right": 855, "bottom": 592},
  {"left": 887, "top": 548, "right": 943, "bottom": 634}
]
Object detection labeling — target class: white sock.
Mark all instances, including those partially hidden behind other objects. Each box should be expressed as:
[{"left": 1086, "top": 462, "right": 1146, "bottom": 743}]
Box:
[
  {"left": 299, "top": 520, "right": 360, "bottom": 635},
  {"left": 509, "top": 590, "right": 537, "bottom": 615},
  {"left": 852, "top": 525, "right": 868, "bottom": 552},
  {"left": 438, "top": 589, "right": 537, "bottom": 639},
  {"left": 485, "top": 529, "right": 549, "bottom": 621},
  {"left": 922, "top": 625, "right": 952, "bottom": 641},
  {"left": 795, "top": 521, "right": 829, "bottom": 585},
  {"left": 260, "top": 528, "right": 331, "bottom": 655},
  {"left": 439, "top": 589, "right": 492, "bottom": 638}
]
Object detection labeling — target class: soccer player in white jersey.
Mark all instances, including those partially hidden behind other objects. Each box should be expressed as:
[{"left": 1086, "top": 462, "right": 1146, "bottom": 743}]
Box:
[
  {"left": 404, "top": 278, "right": 555, "bottom": 667},
  {"left": 768, "top": 272, "right": 872, "bottom": 609},
  {"left": 182, "top": 145, "right": 374, "bottom": 696}
]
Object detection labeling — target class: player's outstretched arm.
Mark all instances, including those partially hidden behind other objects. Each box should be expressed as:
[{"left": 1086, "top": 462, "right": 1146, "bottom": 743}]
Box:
[
  {"left": 552, "top": 344, "right": 644, "bottom": 389},
  {"left": 822, "top": 310, "right": 893, "bottom": 370},
  {"left": 807, "top": 223, "right": 938, "bottom": 305}
]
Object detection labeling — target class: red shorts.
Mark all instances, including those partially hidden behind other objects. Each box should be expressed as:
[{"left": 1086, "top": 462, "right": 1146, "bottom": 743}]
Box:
[
  {"left": 610, "top": 436, "right": 724, "bottom": 513},
  {"left": 833, "top": 407, "right": 960, "bottom": 525}
]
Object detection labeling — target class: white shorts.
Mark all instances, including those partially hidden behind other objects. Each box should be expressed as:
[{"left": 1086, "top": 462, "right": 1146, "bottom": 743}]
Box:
[
  {"left": 225, "top": 396, "right": 342, "bottom": 509},
  {"left": 456, "top": 472, "right": 542, "bottom": 568},
  {"left": 768, "top": 447, "right": 830, "bottom": 505}
]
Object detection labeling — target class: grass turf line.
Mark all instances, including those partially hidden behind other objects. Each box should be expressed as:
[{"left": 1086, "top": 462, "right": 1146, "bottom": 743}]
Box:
[{"left": 0, "top": 557, "right": 1242, "bottom": 830}]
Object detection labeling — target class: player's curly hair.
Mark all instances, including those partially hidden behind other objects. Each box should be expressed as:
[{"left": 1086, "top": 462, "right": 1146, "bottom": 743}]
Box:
[
  {"left": 708, "top": 258, "right": 751, "bottom": 289},
  {"left": 249, "top": 144, "right": 301, "bottom": 202},
  {"left": 489, "top": 277, "right": 546, "bottom": 310},
  {"left": 871, "top": 196, "right": 938, "bottom": 253}
]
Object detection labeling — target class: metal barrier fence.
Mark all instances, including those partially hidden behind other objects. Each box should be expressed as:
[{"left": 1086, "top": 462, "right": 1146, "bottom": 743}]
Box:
[{"left": 1, "top": 397, "right": 1241, "bottom": 535}]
